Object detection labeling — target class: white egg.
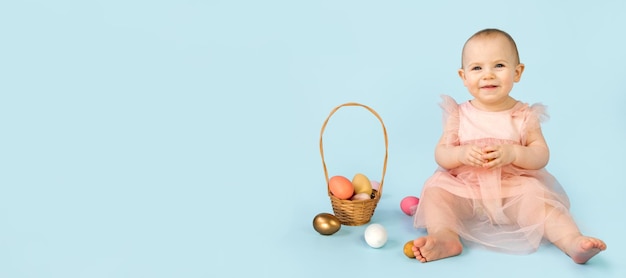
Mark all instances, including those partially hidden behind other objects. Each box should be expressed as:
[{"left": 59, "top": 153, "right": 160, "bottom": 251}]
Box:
[{"left": 364, "top": 223, "right": 387, "bottom": 248}]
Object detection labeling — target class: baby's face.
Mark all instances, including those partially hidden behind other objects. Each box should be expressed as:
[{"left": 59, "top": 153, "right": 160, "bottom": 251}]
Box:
[{"left": 458, "top": 34, "right": 524, "bottom": 110}]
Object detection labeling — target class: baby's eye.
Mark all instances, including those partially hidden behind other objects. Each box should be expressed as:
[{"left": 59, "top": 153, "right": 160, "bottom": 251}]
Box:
[
  {"left": 495, "top": 63, "right": 505, "bottom": 68},
  {"left": 471, "top": 66, "right": 482, "bottom": 71}
]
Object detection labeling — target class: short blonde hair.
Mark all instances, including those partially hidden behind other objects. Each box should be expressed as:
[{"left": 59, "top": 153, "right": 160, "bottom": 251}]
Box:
[{"left": 461, "top": 28, "right": 520, "bottom": 68}]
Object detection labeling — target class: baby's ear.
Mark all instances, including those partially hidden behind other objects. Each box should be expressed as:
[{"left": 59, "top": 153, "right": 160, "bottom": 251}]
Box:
[
  {"left": 458, "top": 68, "right": 469, "bottom": 88},
  {"left": 458, "top": 68, "right": 466, "bottom": 80},
  {"left": 514, "top": 63, "right": 525, "bottom": 82}
]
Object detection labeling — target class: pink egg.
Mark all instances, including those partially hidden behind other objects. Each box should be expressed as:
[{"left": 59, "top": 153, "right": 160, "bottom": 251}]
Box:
[
  {"left": 400, "top": 196, "right": 420, "bottom": 216},
  {"left": 351, "top": 192, "right": 371, "bottom": 201},
  {"left": 370, "top": 180, "right": 380, "bottom": 191}
]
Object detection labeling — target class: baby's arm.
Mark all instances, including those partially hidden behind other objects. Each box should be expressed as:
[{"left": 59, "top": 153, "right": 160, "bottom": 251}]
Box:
[
  {"left": 481, "top": 127, "right": 549, "bottom": 170},
  {"left": 434, "top": 135, "right": 484, "bottom": 169},
  {"left": 510, "top": 127, "right": 549, "bottom": 170},
  {"left": 435, "top": 127, "right": 550, "bottom": 170}
]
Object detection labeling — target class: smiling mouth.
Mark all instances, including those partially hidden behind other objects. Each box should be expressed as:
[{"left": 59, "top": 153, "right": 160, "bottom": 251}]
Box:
[{"left": 481, "top": 85, "right": 498, "bottom": 89}]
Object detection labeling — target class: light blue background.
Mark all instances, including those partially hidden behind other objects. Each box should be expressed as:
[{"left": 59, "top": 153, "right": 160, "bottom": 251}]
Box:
[{"left": 2, "top": 1, "right": 625, "bottom": 277}]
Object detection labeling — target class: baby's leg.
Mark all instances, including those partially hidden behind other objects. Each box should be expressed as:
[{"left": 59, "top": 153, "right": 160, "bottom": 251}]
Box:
[
  {"left": 544, "top": 207, "right": 607, "bottom": 264},
  {"left": 412, "top": 187, "right": 467, "bottom": 262},
  {"left": 504, "top": 177, "right": 606, "bottom": 263}
]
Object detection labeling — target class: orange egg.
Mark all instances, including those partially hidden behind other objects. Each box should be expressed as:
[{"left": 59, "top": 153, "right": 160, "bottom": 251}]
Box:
[{"left": 329, "top": 175, "right": 354, "bottom": 200}]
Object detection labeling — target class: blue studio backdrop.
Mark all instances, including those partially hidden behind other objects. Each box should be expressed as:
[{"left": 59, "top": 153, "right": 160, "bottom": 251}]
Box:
[{"left": 1, "top": 1, "right": 625, "bottom": 277}]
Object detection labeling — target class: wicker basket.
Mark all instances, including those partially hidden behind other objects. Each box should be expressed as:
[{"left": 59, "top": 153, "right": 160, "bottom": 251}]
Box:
[{"left": 319, "top": 102, "right": 388, "bottom": 226}]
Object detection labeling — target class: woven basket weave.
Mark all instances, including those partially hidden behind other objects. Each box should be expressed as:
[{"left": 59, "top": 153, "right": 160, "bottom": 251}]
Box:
[{"left": 319, "top": 102, "right": 388, "bottom": 226}]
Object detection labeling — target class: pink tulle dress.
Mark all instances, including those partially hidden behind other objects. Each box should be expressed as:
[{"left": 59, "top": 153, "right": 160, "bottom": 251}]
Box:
[{"left": 413, "top": 95, "right": 573, "bottom": 254}]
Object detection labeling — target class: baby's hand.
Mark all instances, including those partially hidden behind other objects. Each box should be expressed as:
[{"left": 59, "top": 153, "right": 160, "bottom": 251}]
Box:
[
  {"left": 481, "top": 145, "right": 516, "bottom": 169},
  {"left": 458, "top": 144, "right": 486, "bottom": 167}
]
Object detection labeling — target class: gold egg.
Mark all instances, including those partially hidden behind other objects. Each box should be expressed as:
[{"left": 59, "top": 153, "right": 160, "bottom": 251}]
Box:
[
  {"left": 313, "top": 213, "right": 341, "bottom": 235},
  {"left": 403, "top": 240, "right": 416, "bottom": 258}
]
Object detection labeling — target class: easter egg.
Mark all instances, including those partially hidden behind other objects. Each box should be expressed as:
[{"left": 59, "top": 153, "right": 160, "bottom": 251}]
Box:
[
  {"left": 364, "top": 223, "right": 387, "bottom": 248},
  {"left": 370, "top": 180, "right": 380, "bottom": 191},
  {"left": 400, "top": 196, "right": 420, "bottom": 216},
  {"left": 313, "top": 213, "right": 341, "bottom": 235},
  {"left": 351, "top": 192, "right": 371, "bottom": 201},
  {"left": 352, "top": 173, "right": 372, "bottom": 195},
  {"left": 329, "top": 175, "right": 353, "bottom": 200},
  {"left": 403, "top": 240, "right": 416, "bottom": 258}
]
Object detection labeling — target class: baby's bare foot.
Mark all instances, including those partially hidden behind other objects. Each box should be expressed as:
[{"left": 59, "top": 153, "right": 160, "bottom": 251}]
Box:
[
  {"left": 566, "top": 236, "right": 606, "bottom": 264},
  {"left": 411, "top": 232, "right": 462, "bottom": 263}
]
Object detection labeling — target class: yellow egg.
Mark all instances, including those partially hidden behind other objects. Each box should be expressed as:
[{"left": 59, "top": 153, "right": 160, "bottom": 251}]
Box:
[
  {"left": 403, "top": 240, "right": 416, "bottom": 258},
  {"left": 352, "top": 173, "right": 372, "bottom": 195}
]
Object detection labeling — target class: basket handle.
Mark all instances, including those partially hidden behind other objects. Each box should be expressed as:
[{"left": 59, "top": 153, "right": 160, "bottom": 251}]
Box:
[{"left": 319, "top": 102, "right": 389, "bottom": 197}]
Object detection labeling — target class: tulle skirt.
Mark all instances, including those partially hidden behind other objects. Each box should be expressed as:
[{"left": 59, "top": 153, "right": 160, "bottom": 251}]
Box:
[{"left": 413, "top": 141, "right": 574, "bottom": 254}]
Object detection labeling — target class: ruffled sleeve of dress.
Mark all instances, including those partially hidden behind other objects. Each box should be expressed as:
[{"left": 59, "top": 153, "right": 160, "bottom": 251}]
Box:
[
  {"left": 515, "top": 102, "right": 549, "bottom": 146},
  {"left": 439, "top": 95, "right": 460, "bottom": 146}
]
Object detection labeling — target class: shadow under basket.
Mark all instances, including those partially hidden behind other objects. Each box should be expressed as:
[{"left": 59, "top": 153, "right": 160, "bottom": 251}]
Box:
[
  {"left": 319, "top": 102, "right": 388, "bottom": 226},
  {"left": 329, "top": 189, "right": 381, "bottom": 226}
]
